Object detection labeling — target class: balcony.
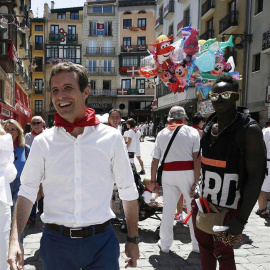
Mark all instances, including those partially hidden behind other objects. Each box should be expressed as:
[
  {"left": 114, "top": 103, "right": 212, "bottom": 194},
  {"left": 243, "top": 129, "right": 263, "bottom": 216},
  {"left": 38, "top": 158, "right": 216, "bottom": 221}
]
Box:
[
  {"left": 101, "top": 47, "right": 115, "bottom": 55},
  {"left": 219, "top": 10, "right": 239, "bottom": 35},
  {"left": 117, "top": 88, "right": 150, "bottom": 96},
  {"left": 155, "top": 16, "right": 163, "bottom": 30},
  {"left": 121, "top": 45, "right": 148, "bottom": 53},
  {"left": 49, "top": 33, "right": 78, "bottom": 44},
  {"left": 87, "top": 67, "right": 116, "bottom": 75},
  {"left": 0, "top": 39, "right": 16, "bottom": 73},
  {"left": 262, "top": 30, "right": 270, "bottom": 54},
  {"left": 164, "top": 1, "right": 174, "bottom": 20},
  {"left": 86, "top": 47, "right": 101, "bottom": 55},
  {"left": 90, "top": 89, "right": 117, "bottom": 97},
  {"left": 100, "top": 67, "right": 115, "bottom": 75},
  {"left": 88, "top": 30, "right": 113, "bottom": 37},
  {"left": 200, "top": 29, "right": 214, "bottom": 40},
  {"left": 15, "top": 63, "right": 24, "bottom": 80},
  {"left": 201, "top": 0, "right": 215, "bottom": 20}
]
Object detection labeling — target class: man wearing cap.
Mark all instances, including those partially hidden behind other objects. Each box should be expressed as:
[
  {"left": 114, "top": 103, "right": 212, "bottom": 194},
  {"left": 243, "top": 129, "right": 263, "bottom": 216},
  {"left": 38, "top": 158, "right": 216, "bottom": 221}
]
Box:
[
  {"left": 8, "top": 62, "right": 139, "bottom": 270},
  {"left": 151, "top": 106, "right": 201, "bottom": 253}
]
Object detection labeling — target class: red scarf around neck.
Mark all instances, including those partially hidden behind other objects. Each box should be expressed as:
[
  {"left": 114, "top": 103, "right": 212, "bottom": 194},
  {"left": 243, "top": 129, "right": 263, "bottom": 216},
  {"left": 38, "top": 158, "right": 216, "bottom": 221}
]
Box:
[
  {"left": 31, "top": 130, "right": 42, "bottom": 136},
  {"left": 13, "top": 138, "right": 19, "bottom": 147},
  {"left": 167, "top": 120, "right": 184, "bottom": 131},
  {"left": 192, "top": 125, "right": 202, "bottom": 130},
  {"left": 54, "top": 108, "right": 100, "bottom": 132}
]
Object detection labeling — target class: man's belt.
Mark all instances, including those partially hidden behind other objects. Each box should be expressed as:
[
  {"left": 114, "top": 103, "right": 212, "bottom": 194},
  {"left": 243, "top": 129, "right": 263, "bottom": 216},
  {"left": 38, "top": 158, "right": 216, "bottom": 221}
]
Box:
[
  {"left": 163, "top": 161, "right": 194, "bottom": 171},
  {"left": 45, "top": 220, "right": 111, "bottom": 239}
]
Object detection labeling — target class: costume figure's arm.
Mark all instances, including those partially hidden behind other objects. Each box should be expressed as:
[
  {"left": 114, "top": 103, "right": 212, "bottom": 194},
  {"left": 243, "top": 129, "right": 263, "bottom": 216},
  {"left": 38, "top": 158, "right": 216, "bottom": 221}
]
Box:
[
  {"left": 123, "top": 200, "right": 140, "bottom": 268},
  {"left": 226, "top": 124, "right": 266, "bottom": 235}
]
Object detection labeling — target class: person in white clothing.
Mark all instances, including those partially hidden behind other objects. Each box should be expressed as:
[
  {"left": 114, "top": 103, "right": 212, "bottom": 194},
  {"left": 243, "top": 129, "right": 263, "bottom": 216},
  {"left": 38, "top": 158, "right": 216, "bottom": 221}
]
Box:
[
  {"left": 135, "top": 128, "right": 145, "bottom": 175},
  {"left": 151, "top": 106, "right": 201, "bottom": 254},
  {"left": 126, "top": 118, "right": 138, "bottom": 166},
  {"left": 0, "top": 125, "right": 17, "bottom": 270},
  {"left": 256, "top": 127, "right": 270, "bottom": 217},
  {"left": 8, "top": 62, "right": 140, "bottom": 270},
  {"left": 149, "top": 121, "right": 154, "bottom": 137}
]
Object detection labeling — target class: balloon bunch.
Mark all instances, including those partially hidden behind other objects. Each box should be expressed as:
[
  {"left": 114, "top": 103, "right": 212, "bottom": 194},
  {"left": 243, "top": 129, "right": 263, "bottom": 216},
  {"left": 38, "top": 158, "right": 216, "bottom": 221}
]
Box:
[{"left": 139, "top": 24, "right": 241, "bottom": 98}]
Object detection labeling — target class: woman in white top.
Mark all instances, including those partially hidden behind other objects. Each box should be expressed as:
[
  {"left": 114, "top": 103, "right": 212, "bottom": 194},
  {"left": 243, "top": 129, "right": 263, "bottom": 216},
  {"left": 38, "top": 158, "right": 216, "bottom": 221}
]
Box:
[
  {"left": 0, "top": 124, "right": 17, "bottom": 270},
  {"left": 125, "top": 118, "right": 137, "bottom": 165}
]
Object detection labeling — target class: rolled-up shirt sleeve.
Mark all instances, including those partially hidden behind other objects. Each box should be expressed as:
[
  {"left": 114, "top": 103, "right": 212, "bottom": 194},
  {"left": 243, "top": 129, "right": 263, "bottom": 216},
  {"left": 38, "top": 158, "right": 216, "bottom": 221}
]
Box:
[
  {"left": 18, "top": 139, "right": 45, "bottom": 203},
  {"left": 112, "top": 133, "right": 138, "bottom": 201}
]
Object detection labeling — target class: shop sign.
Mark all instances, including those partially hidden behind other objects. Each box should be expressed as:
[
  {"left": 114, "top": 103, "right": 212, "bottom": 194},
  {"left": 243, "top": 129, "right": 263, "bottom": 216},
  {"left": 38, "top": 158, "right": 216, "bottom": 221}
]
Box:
[
  {"left": 198, "top": 100, "right": 214, "bottom": 115},
  {"left": 1, "top": 106, "right": 11, "bottom": 117},
  {"left": 4, "top": 80, "right": 12, "bottom": 105},
  {"left": 89, "top": 103, "right": 112, "bottom": 109},
  {"left": 158, "top": 87, "right": 196, "bottom": 108}
]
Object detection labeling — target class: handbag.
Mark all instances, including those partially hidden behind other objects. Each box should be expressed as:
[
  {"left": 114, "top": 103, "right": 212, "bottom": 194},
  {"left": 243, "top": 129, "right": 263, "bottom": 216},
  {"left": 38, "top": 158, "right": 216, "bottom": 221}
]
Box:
[
  {"left": 195, "top": 201, "right": 229, "bottom": 236},
  {"left": 156, "top": 125, "right": 183, "bottom": 186}
]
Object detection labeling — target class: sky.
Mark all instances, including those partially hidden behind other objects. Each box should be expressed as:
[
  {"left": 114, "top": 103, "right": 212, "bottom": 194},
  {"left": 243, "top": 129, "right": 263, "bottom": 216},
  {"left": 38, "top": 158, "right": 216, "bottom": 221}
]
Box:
[{"left": 31, "top": 0, "right": 85, "bottom": 17}]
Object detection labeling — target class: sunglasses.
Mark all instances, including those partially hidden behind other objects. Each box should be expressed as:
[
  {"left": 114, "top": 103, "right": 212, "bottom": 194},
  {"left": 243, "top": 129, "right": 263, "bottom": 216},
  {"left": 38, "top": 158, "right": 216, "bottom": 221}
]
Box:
[
  {"left": 32, "top": 122, "right": 42, "bottom": 125},
  {"left": 209, "top": 91, "right": 239, "bottom": 102}
]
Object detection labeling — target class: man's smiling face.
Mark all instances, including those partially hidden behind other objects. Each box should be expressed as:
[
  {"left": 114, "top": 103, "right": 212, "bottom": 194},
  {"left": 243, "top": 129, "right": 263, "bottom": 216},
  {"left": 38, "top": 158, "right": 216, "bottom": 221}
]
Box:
[{"left": 51, "top": 71, "right": 89, "bottom": 123}]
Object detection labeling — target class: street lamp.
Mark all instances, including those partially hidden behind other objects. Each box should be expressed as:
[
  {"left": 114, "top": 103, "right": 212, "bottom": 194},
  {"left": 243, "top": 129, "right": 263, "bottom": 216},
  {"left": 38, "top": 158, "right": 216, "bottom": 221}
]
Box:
[{"left": 221, "top": 33, "right": 253, "bottom": 50}]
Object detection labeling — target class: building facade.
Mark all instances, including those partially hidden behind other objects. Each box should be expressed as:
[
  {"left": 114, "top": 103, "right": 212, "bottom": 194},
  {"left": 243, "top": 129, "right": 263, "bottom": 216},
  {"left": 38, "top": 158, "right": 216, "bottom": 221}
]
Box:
[
  {"left": 82, "top": 0, "right": 119, "bottom": 115},
  {"left": 0, "top": 0, "right": 32, "bottom": 129},
  {"left": 246, "top": 0, "right": 270, "bottom": 125},
  {"left": 118, "top": 0, "right": 156, "bottom": 122},
  {"left": 44, "top": 3, "right": 83, "bottom": 126}
]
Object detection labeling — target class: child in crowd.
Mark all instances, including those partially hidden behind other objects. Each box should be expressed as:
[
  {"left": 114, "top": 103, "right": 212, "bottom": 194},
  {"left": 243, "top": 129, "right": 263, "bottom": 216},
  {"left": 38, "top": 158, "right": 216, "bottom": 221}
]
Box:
[{"left": 142, "top": 178, "right": 162, "bottom": 207}]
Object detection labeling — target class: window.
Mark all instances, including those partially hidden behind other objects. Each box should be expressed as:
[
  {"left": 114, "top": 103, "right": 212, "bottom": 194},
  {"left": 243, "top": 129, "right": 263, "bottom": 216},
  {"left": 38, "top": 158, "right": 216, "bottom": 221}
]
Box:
[
  {"left": 35, "top": 100, "right": 43, "bottom": 115},
  {"left": 137, "top": 37, "right": 146, "bottom": 46},
  {"left": 91, "top": 5, "right": 114, "bottom": 14},
  {"left": 89, "top": 21, "right": 97, "bottom": 36},
  {"left": 123, "top": 37, "right": 131, "bottom": 46},
  {"left": 103, "top": 80, "right": 111, "bottom": 90},
  {"left": 124, "top": 11, "right": 132, "bottom": 15},
  {"left": 35, "top": 79, "right": 43, "bottom": 94},
  {"left": 138, "top": 18, "right": 146, "bottom": 28},
  {"left": 255, "top": 0, "right": 263, "bottom": 15},
  {"left": 90, "top": 80, "right": 96, "bottom": 90},
  {"left": 87, "top": 40, "right": 98, "bottom": 54},
  {"left": 35, "top": 36, "right": 43, "bottom": 50},
  {"left": 103, "top": 40, "right": 113, "bottom": 54},
  {"left": 35, "top": 57, "right": 43, "bottom": 72},
  {"left": 184, "top": 8, "right": 190, "bottom": 27},
  {"left": 138, "top": 10, "right": 146, "bottom": 14},
  {"left": 70, "top": 12, "right": 79, "bottom": 20},
  {"left": 57, "top": 13, "right": 66, "bottom": 19},
  {"left": 50, "top": 25, "right": 59, "bottom": 34},
  {"left": 121, "top": 79, "right": 131, "bottom": 89},
  {"left": 129, "top": 101, "right": 151, "bottom": 111},
  {"left": 136, "top": 79, "right": 145, "bottom": 89},
  {"left": 252, "top": 53, "right": 261, "bottom": 72},
  {"left": 46, "top": 45, "right": 81, "bottom": 64},
  {"left": 122, "top": 56, "right": 138, "bottom": 66},
  {"left": 35, "top": 25, "right": 43, "bottom": 31},
  {"left": 103, "top": 60, "right": 112, "bottom": 72},
  {"left": 68, "top": 26, "right": 76, "bottom": 42},
  {"left": 123, "top": 19, "right": 132, "bottom": 29},
  {"left": 104, "top": 21, "right": 112, "bottom": 36},
  {"left": 88, "top": 60, "right": 97, "bottom": 73}
]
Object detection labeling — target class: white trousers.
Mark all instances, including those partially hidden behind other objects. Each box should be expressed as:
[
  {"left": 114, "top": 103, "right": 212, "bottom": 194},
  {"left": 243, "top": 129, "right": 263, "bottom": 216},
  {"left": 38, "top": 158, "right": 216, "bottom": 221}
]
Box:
[
  {"left": 160, "top": 170, "right": 198, "bottom": 250},
  {"left": 0, "top": 202, "right": 11, "bottom": 270}
]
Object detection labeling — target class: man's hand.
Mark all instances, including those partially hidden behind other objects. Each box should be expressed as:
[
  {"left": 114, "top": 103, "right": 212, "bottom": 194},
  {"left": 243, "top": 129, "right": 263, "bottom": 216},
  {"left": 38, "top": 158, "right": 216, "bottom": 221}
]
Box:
[
  {"left": 225, "top": 217, "right": 245, "bottom": 235},
  {"left": 36, "top": 184, "right": 44, "bottom": 201},
  {"left": 8, "top": 240, "right": 24, "bottom": 270},
  {"left": 125, "top": 242, "right": 140, "bottom": 268},
  {"left": 189, "top": 182, "right": 197, "bottom": 198}
]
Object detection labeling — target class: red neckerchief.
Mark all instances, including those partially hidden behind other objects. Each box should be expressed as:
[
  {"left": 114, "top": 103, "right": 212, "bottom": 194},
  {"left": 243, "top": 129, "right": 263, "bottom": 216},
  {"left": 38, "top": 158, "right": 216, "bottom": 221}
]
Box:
[
  {"left": 143, "top": 188, "right": 152, "bottom": 194},
  {"left": 107, "top": 122, "right": 113, "bottom": 127},
  {"left": 13, "top": 138, "right": 19, "bottom": 147},
  {"left": 54, "top": 108, "right": 100, "bottom": 132},
  {"left": 167, "top": 120, "right": 184, "bottom": 131},
  {"left": 192, "top": 125, "right": 202, "bottom": 130},
  {"left": 31, "top": 130, "right": 42, "bottom": 136}
]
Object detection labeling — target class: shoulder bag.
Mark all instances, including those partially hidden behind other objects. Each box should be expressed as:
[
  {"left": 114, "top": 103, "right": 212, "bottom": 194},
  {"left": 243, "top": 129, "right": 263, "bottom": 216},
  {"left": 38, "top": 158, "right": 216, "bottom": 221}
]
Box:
[{"left": 156, "top": 125, "right": 183, "bottom": 186}]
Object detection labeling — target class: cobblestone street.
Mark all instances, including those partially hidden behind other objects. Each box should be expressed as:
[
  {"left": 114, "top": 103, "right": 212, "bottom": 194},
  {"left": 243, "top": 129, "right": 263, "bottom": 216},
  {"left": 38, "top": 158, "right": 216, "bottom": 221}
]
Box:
[{"left": 22, "top": 137, "right": 270, "bottom": 270}]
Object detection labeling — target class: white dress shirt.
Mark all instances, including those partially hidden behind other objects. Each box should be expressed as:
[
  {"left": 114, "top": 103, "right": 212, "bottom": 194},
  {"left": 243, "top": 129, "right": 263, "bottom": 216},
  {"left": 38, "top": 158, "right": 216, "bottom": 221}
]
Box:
[
  {"left": 19, "top": 124, "right": 138, "bottom": 227},
  {"left": 152, "top": 125, "right": 200, "bottom": 162},
  {"left": 263, "top": 127, "right": 270, "bottom": 159},
  {"left": 127, "top": 129, "right": 137, "bottom": 152}
]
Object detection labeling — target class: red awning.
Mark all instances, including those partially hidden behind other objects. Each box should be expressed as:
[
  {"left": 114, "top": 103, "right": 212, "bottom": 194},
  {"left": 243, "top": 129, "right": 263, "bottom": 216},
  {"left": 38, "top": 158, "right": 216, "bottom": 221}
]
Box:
[{"left": 0, "top": 102, "right": 17, "bottom": 122}]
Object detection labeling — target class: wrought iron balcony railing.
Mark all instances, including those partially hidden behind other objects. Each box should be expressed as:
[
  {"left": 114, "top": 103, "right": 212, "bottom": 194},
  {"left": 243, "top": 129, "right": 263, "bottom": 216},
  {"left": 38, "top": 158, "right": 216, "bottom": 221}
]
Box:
[
  {"left": 262, "top": 30, "right": 270, "bottom": 51},
  {"left": 219, "top": 10, "right": 238, "bottom": 34},
  {"left": 200, "top": 29, "right": 214, "bottom": 40},
  {"left": 201, "top": 0, "right": 215, "bottom": 17}
]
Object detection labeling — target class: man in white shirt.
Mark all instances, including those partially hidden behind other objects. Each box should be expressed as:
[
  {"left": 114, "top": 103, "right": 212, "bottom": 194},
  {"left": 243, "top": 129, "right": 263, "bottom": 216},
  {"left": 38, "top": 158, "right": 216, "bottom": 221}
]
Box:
[
  {"left": 8, "top": 63, "right": 140, "bottom": 270},
  {"left": 149, "top": 121, "right": 154, "bottom": 137},
  {"left": 151, "top": 106, "right": 201, "bottom": 254}
]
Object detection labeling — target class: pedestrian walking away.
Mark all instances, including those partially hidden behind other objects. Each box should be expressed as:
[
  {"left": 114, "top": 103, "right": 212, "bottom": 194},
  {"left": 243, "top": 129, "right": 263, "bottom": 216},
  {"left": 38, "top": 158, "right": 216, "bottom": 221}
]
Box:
[
  {"left": 0, "top": 125, "right": 17, "bottom": 270},
  {"left": 8, "top": 62, "right": 140, "bottom": 270},
  {"left": 192, "top": 75, "right": 266, "bottom": 270},
  {"left": 151, "top": 106, "right": 201, "bottom": 254}
]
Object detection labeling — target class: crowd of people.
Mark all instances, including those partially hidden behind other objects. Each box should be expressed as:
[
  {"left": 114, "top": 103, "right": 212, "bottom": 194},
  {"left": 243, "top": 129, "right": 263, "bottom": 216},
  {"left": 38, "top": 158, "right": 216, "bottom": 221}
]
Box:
[{"left": 0, "top": 62, "right": 268, "bottom": 270}]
